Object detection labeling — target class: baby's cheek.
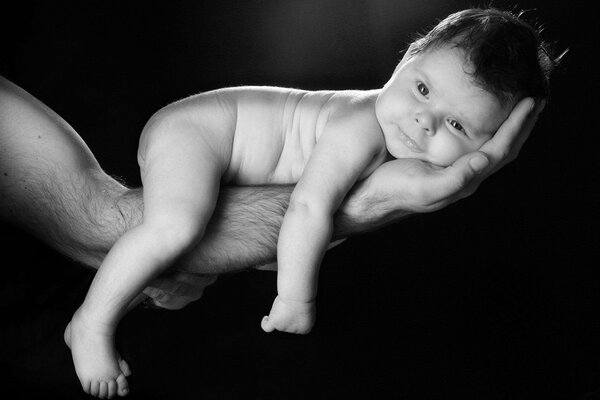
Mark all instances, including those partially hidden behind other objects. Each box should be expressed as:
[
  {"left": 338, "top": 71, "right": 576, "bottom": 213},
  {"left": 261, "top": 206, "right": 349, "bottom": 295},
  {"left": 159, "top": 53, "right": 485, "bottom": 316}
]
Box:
[{"left": 429, "top": 141, "right": 467, "bottom": 167}]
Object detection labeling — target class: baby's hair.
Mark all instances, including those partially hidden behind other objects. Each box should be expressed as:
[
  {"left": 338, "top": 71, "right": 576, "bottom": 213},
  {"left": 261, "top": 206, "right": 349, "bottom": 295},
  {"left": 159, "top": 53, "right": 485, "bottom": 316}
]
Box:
[{"left": 407, "top": 7, "right": 566, "bottom": 105}]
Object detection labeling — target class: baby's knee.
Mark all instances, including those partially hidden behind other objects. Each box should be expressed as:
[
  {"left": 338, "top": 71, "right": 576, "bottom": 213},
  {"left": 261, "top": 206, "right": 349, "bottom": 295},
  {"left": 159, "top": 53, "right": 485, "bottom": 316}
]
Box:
[{"left": 145, "top": 219, "right": 204, "bottom": 255}]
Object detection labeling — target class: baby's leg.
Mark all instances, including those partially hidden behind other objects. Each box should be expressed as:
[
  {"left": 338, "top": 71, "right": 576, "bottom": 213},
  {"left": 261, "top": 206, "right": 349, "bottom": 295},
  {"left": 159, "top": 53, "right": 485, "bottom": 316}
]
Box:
[{"left": 66, "top": 134, "right": 223, "bottom": 397}]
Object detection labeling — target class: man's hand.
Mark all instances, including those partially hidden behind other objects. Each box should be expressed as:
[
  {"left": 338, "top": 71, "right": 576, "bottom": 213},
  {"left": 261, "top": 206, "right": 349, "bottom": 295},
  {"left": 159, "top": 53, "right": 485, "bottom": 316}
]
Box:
[
  {"left": 143, "top": 272, "right": 218, "bottom": 310},
  {"left": 340, "top": 97, "right": 546, "bottom": 228}
]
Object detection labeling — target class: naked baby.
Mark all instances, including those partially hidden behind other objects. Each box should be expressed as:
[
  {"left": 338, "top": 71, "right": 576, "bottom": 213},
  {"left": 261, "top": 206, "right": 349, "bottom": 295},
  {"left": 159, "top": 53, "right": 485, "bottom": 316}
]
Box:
[{"left": 64, "top": 8, "right": 557, "bottom": 398}]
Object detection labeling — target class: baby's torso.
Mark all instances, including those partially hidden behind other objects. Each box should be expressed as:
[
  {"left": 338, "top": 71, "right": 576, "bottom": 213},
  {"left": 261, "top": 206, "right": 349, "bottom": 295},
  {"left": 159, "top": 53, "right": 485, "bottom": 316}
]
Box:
[{"left": 222, "top": 87, "right": 385, "bottom": 185}]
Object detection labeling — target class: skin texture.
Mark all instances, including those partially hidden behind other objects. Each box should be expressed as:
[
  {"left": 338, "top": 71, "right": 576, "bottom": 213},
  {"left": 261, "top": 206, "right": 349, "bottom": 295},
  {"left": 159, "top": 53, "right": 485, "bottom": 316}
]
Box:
[{"left": 0, "top": 73, "right": 544, "bottom": 398}]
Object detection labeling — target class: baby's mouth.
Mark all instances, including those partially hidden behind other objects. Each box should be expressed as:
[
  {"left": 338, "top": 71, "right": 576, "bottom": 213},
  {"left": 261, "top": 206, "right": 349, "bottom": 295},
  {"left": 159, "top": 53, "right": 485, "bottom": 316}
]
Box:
[{"left": 397, "top": 128, "right": 424, "bottom": 153}]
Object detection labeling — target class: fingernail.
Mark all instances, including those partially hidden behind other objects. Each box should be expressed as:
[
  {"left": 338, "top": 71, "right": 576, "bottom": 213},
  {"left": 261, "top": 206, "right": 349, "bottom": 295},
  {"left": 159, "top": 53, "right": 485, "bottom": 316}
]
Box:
[{"left": 469, "top": 155, "right": 489, "bottom": 173}]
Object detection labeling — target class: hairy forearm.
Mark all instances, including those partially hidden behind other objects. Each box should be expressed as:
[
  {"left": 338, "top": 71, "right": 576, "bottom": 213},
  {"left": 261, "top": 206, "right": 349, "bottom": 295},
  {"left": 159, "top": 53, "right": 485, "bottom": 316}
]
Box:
[
  {"left": 0, "top": 162, "right": 282, "bottom": 274},
  {"left": 178, "top": 185, "right": 290, "bottom": 273},
  {"left": 0, "top": 159, "right": 288, "bottom": 274},
  {"left": 121, "top": 182, "right": 412, "bottom": 274},
  {"left": 335, "top": 182, "right": 415, "bottom": 236},
  {"left": 144, "top": 181, "right": 414, "bottom": 274},
  {"left": 1, "top": 163, "right": 412, "bottom": 275}
]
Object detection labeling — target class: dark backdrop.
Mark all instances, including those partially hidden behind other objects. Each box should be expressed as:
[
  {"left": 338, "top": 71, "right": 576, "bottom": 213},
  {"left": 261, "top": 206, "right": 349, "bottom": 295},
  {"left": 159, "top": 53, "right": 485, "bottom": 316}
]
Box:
[{"left": 1, "top": 1, "right": 598, "bottom": 399}]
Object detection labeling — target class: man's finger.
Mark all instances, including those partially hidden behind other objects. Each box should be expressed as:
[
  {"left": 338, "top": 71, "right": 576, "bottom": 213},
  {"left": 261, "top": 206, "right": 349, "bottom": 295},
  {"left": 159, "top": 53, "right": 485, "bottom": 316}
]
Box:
[
  {"left": 422, "top": 152, "right": 486, "bottom": 210},
  {"left": 467, "top": 153, "right": 490, "bottom": 174},
  {"left": 481, "top": 97, "right": 535, "bottom": 160},
  {"left": 150, "top": 273, "right": 218, "bottom": 296},
  {"left": 510, "top": 98, "right": 546, "bottom": 155},
  {"left": 171, "top": 271, "right": 218, "bottom": 287},
  {"left": 445, "top": 151, "right": 486, "bottom": 191}
]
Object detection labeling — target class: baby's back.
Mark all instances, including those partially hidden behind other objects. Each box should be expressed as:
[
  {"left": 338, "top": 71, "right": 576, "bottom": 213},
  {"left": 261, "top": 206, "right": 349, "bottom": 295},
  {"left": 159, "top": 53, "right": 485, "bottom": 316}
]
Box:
[
  {"left": 223, "top": 86, "right": 334, "bottom": 185},
  {"left": 140, "top": 86, "right": 380, "bottom": 186}
]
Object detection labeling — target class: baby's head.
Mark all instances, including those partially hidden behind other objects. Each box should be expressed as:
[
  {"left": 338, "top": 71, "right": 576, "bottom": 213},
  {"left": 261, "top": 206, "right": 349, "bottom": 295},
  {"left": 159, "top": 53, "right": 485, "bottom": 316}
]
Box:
[{"left": 376, "top": 7, "right": 561, "bottom": 166}]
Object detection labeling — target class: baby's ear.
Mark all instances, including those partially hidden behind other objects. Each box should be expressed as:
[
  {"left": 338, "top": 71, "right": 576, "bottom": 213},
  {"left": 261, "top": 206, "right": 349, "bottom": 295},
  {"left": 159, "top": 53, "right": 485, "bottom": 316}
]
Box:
[{"left": 394, "top": 43, "right": 417, "bottom": 75}]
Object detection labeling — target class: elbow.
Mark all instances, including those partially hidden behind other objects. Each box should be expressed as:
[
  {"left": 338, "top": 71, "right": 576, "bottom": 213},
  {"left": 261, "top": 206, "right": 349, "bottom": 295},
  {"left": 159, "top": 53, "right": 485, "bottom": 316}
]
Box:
[{"left": 287, "top": 194, "right": 332, "bottom": 221}]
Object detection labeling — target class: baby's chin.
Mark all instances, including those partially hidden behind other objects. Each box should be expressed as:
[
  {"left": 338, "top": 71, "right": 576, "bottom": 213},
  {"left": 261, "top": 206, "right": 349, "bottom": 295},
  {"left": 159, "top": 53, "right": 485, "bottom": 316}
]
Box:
[
  {"left": 426, "top": 156, "right": 455, "bottom": 168},
  {"left": 412, "top": 153, "right": 455, "bottom": 168}
]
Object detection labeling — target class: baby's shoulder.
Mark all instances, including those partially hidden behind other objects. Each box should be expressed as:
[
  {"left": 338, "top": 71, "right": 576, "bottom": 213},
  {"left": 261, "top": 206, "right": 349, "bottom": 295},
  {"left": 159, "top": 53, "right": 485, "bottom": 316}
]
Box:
[
  {"left": 327, "top": 90, "right": 378, "bottom": 123},
  {"left": 325, "top": 90, "right": 382, "bottom": 138}
]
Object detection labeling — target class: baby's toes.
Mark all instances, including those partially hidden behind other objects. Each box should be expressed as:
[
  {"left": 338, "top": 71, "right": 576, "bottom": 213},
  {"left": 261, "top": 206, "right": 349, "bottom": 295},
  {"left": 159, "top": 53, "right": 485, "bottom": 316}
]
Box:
[
  {"left": 108, "top": 380, "right": 118, "bottom": 399},
  {"left": 119, "top": 358, "right": 132, "bottom": 377},
  {"left": 261, "top": 316, "right": 275, "bottom": 332},
  {"left": 116, "top": 374, "right": 129, "bottom": 397},
  {"left": 63, "top": 322, "right": 72, "bottom": 348},
  {"left": 89, "top": 380, "right": 100, "bottom": 397},
  {"left": 98, "top": 381, "right": 108, "bottom": 399}
]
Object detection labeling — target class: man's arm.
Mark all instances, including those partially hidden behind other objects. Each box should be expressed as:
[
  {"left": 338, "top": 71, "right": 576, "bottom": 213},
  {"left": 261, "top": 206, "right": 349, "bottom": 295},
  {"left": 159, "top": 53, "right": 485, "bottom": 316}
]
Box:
[
  {"left": 0, "top": 74, "right": 297, "bottom": 275},
  {"left": 0, "top": 74, "right": 543, "bottom": 307},
  {"left": 0, "top": 74, "right": 294, "bottom": 274}
]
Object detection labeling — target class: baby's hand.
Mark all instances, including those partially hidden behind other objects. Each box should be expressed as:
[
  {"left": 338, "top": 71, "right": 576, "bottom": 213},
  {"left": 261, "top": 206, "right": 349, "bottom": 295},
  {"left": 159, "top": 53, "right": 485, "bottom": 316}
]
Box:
[{"left": 261, "top": 296, "right": 316, "bottom": 334}]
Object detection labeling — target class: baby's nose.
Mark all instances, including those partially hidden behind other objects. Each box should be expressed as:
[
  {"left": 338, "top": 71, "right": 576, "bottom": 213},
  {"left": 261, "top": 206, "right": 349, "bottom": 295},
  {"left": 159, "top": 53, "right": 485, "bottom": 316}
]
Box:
[{"left": 415, "top": 113, "right": 435, "bottom": 135}]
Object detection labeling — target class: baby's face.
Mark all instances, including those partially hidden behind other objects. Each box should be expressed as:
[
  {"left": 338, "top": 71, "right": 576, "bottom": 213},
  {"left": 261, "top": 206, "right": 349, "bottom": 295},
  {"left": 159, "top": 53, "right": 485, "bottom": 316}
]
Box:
[{"left": 376, "top": 46, "right": 511, "bottom": 166}]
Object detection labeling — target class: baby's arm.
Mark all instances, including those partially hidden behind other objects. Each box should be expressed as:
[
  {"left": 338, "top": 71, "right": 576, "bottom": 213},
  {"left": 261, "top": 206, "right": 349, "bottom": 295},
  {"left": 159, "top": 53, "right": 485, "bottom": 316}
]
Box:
[{"left": 261, "top": 112, "right": 383, "bottom": 334}]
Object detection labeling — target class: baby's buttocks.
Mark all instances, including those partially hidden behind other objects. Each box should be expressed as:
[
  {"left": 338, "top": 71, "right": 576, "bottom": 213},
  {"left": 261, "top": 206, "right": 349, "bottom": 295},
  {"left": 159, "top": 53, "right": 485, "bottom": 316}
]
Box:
[{"left": 224, "top": 87, "right": 335, "bottom": 185}]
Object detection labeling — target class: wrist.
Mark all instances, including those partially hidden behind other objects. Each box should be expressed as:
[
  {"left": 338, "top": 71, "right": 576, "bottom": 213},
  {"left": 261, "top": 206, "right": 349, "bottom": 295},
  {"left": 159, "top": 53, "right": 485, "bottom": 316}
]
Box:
[{"left": 335, "top": 184, "right": 414, "bottom": 237}]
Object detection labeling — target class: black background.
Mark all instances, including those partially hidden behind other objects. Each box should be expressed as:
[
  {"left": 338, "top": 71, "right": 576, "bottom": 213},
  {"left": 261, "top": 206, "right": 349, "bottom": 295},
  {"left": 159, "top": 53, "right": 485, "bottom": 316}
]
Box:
[{"left": 1, "top": 1, "right": 598, "bottom": 399}]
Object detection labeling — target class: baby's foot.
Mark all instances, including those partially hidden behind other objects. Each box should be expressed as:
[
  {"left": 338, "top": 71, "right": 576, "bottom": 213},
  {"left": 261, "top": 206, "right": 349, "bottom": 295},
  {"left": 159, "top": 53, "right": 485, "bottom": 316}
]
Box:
[
  {"left": 64, "top": 311, "right": 131, "bottom": 398},
  {"left": 261, "top": 295, "right": 316, "bottom": 334}
]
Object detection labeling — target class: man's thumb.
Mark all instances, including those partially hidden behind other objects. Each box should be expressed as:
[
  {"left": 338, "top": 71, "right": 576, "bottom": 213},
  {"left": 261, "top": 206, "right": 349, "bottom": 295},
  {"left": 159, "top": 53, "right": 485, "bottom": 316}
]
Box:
[{"left": 468, "top": 153, "right": 489, "bottom": 174}]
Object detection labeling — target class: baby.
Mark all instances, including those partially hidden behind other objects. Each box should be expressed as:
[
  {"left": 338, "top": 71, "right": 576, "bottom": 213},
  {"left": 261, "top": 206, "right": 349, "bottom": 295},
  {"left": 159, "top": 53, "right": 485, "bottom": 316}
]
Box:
[{"left": 64, "top": 7, "right": 558, "bottom": 398}]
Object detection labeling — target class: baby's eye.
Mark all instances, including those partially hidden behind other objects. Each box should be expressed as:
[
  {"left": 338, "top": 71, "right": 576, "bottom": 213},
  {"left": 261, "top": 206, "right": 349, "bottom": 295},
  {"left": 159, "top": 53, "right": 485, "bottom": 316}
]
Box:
[
  {"left": 448, "top": 118, "right": 465, "bottom": 133},
  {"left": 416, "top": 82, "right": 429, "bottom": 96}
]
